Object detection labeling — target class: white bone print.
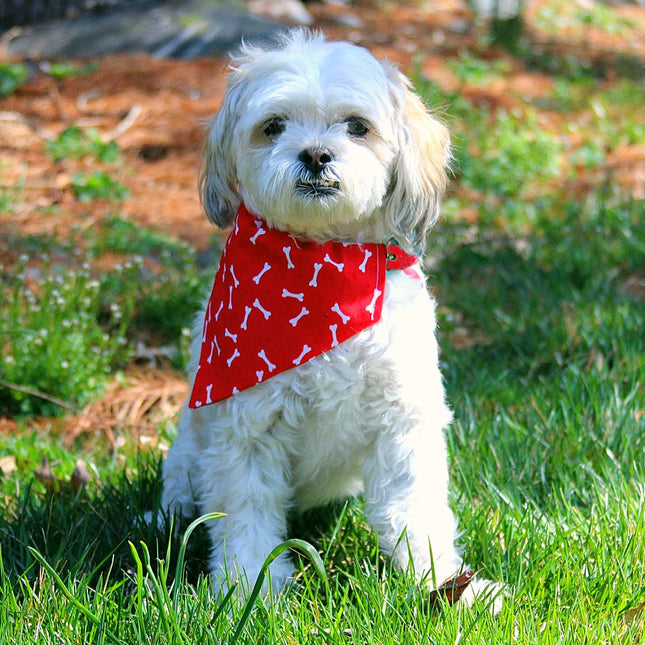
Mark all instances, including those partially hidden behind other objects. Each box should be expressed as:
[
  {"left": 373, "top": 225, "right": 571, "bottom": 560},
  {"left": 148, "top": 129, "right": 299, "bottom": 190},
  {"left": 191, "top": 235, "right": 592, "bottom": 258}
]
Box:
[
  {"left": 224, "top": 328, "right": 237, "bottom": 343},
  {"left": 252, "top": 262, "right": 271, "bottom": 285},
  {"left": 331, "top": 302, "right": 350, "bottom": 324},
  {"left": 359, "top": 248, "right": 372, "bottom": 273},
  {"left": 309, "top": 262, "right": 323, "bottom": 287},
  {"left": 226, "top": 348, "right": 240, "bottom": 367},
  {"left": 250, "top": 223, "right": 266, "bottom": 245},
  {"left": 228, "top": 285, "right": 234, "bottom": 309},
  {"left": 205, "top": 384, "right": 213, "bottom": 405},
  {"left": 365, "top": 288, "right": 382, "bottom": 319},
  {"left": 203, "top": 301, "right": 212, "bottom": 342},
  {"left": 329, "top": 324, "right": 339, "bottom": 347},
  {"left": 229, "top": 265, "right": 240, "bottom": 288},
  {"left": 282, "top": 288, "right": 304, "bottom": 301},
  {"left": 258, "top": 349, "right": 276, "bottom": 372},
  {"left": 289, "top": 307, "right": 310, "bottom": 327},
  {"left": 293, "top": 344, "right": 312, "bottom": 365},
  {"left": 214, "top": 301, "right": 224, "bottom": 321},
  {"left": 241, "top": 306, "right": 252, "bottom": 330},
  {"left": 282, "top": 246, "right": 295, "bottom": 269},
  {"left": 253, "top": 298, "right": 271, "bottom": 319},
  {"left": 256, "top": 370, "right": 264, "bottom": 382},
  {"left": 323, "top": 253, "right": 344, "bottom": 272},
  {"left": 207, "top": 336, "right": 220, "bottom": 363}
]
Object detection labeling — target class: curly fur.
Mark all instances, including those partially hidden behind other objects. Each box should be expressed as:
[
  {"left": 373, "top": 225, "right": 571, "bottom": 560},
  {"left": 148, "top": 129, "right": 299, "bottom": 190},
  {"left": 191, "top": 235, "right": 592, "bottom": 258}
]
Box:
[{"left": 161, "top": 29, "right": 502, "bottom": 610}]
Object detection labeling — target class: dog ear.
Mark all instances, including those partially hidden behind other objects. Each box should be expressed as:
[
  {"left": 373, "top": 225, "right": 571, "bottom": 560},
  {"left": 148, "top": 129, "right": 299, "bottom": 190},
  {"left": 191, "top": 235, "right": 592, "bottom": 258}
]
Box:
[
  {"left": 198, "top": 79, "right": 244, "bottom": 228},
  {"left": 383, "top": 66, "right": 450, "bottom": 255}
]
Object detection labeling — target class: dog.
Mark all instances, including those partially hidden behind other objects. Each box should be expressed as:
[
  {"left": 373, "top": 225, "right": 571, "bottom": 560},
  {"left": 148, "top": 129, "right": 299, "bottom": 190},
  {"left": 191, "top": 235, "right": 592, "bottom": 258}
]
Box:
[{"left": 159, "top": 29, "right": 501, "bottom": 609}]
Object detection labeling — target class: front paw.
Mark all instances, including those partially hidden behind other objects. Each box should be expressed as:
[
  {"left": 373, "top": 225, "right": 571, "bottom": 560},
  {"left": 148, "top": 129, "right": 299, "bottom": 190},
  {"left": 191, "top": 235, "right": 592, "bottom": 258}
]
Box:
[
  {"left": 459, "top": 577, "right": 505, "bottom": 615},
  {"left": 210, "top": 553, "right": 295, "bottom": 600}
]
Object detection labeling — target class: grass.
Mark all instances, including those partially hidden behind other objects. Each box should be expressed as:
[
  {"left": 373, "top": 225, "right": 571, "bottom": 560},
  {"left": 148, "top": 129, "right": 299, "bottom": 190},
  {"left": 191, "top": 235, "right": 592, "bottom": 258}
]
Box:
[
  {"left": 2, "top": 190, "right": 643, "bottom": 642},
  {"left": 1, "top": 30, "right": 645, "bottom": 645},
  {"left": 0, "top": 258, "right": 135, "bottom": 416}
]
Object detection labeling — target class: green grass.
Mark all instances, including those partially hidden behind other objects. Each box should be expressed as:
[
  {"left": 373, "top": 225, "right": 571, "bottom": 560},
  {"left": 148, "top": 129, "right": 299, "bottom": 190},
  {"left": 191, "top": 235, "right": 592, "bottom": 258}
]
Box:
[
  {"left": 46, "top": 126, "right": 121, "bottom": 164},
  {"left": 2, "top": 191, "right": 643, "bottom": 642},
  {"left": 0, "top": 258, "right": 135, "bottom": 416},
  {"left": 2, "top": 30, "right": 645, "bottom": 643}
]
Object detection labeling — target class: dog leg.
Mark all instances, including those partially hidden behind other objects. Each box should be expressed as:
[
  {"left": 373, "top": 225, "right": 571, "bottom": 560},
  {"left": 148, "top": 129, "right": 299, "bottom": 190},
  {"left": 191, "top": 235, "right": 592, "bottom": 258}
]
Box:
[
  {"left": 362, "top": 410, "right": 462, "bottom": 587},
  {"left": 197, "top": 412, "right": 295, "bottom": 597},
  {"left": 362, "top": 403, "right": 504, "bottom": 612},
  {"left": 160, "top": 412, "right": 200, "bottom": 522}
]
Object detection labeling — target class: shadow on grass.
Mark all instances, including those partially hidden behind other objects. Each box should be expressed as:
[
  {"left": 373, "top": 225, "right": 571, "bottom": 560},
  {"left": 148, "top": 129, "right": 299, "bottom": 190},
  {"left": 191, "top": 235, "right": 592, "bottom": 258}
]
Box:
[
  {"left": 0, "top": 456, "right": 211, "bottom": 588},
  {"left": 0, "top": 456, "right": 376, "bottom": 597},
  {"left": 436, "top": 195, "right": 644, "bottom": 390}
]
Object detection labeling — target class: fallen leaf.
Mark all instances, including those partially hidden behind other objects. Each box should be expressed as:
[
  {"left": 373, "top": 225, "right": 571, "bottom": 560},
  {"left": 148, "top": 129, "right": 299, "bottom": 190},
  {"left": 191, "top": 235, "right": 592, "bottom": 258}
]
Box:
[
  {"left": 623, "top": 601, "right": 645, "bottom": 627},
  {"left": 34, "top": 456, "right": 56, "bottom": 488},
  {"left": 0, "top": 455, "right": 17, "bottom": 477},
  {"left": 71, "top": 459, "right": 92, "bottom": 492}
]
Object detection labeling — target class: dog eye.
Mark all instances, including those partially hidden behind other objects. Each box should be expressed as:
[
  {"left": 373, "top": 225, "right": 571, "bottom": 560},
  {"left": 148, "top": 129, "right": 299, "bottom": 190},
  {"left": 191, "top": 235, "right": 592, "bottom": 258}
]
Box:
[
  {"left": 346, "top": 118, "right": 370, "bottom": 137},
  {"left": 262, "top": 117, "right": 286, "bottom": 139}
]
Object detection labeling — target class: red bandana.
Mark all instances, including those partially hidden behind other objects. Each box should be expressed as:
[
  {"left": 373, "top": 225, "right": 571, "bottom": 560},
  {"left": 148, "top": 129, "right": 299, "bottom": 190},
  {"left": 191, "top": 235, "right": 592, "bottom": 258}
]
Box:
[{"left": 189, "top": 204, "right": 420, "bottom": 408}]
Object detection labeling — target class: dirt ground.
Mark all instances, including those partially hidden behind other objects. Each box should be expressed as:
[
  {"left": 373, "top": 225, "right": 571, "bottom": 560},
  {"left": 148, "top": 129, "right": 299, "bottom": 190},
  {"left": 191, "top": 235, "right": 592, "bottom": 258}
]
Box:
[
  {"left": 1, "top": 0, "right": 644, "bottom": 440},
  {"left": 1, "top": 0, "right": 644, "bottom": 262}
]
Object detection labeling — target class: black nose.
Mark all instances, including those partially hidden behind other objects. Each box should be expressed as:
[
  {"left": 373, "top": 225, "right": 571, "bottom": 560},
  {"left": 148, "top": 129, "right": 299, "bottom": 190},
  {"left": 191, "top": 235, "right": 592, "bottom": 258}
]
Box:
[{"left": 298, "top": 147, "right": 333, "bottom": 175}]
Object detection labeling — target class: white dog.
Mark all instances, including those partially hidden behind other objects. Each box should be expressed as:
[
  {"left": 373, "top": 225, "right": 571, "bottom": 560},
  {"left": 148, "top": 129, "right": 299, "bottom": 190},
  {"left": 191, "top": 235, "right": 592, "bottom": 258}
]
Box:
[{"left": 160, "top": 30, "right": 500, "bottom": 609}]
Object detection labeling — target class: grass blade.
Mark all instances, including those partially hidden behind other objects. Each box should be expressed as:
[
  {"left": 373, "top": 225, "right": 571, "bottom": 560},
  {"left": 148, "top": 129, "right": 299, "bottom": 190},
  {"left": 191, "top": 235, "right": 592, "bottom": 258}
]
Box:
[
  {"left": 230, "top": 538, "right": 328, "bottom": 643},
  {"left": 28, "top": 547, "right": 125, "bottom": 645}
]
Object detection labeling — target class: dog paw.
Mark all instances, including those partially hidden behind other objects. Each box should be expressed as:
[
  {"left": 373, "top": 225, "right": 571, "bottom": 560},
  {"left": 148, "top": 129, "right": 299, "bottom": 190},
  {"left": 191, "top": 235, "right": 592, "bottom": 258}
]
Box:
[
  {"left": 458, "top": 577, "right": 505, "bottom": 615},
  {"left": 211, "top": 554, "right": 295, "bottom": 601}
]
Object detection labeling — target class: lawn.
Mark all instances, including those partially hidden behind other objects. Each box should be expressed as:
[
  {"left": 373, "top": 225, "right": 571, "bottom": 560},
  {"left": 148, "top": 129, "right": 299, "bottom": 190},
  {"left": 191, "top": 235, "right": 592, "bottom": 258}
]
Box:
[{"left": 1, "top": 3, "right": 645, "bottom": 643}]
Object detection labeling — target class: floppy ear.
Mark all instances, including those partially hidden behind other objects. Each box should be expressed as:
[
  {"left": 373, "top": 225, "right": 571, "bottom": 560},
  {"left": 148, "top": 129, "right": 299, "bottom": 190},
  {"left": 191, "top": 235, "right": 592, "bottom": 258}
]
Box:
[
  {"left": 198, "top": 77, "right": 244, "bottom": 228},
  {"left": 383, "top": 66, "right": 450, "bottom": 255}
]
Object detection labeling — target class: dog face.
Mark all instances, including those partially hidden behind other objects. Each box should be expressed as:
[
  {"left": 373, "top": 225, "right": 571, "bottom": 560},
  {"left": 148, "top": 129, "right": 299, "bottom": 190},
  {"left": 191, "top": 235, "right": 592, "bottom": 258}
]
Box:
[{"left": 200, "top": 30, "right": 450, "bottom": 253}]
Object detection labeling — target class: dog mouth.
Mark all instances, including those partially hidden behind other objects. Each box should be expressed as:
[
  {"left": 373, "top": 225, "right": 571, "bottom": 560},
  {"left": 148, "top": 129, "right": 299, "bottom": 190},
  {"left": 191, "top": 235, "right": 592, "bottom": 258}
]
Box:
[{"left": 295, "top": 178, "right": 341, "bottom": 198}]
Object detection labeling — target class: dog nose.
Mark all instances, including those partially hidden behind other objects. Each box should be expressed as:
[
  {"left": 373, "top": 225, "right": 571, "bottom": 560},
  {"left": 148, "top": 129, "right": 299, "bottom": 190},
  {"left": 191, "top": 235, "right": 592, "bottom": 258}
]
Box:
[{"left": 298, "top": 147, "right": 333, "bottom": 175}]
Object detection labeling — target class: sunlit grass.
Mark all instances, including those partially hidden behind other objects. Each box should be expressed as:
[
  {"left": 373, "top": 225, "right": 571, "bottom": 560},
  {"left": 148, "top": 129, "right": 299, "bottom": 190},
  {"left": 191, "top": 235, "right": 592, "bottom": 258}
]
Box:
[{"left": 1, "top": 22, "right": 645, "bottom": 643}]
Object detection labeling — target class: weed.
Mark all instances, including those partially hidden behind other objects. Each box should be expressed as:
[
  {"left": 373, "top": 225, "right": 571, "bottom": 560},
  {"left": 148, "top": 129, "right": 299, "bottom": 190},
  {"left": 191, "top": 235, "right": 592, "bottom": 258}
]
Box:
[
  {"left": 71, "top": 171, "right": 129, "bottom": 202},
  {"left": 87, "top": 215, "right": 193, "bottom": 265},
  {"left": 455, "top": 109, "right": 563, "bottom": 197},
  {"left": 39, "top": 61, "right": 98, "bottom": 79},
  {"left": 46, "top": 126, "right": 120, "bottom": 163},
  {"left": 0, "top": 63, "right": 28, "bottom": 97},
  {"left": 447, "top": 52, "right": 510, "bottom": 86},
  {"left": 84, "top": 217, "right": 208, "bottom": 363},
  {"left": 0, "top": 258, "right": 135, "bottom": 416}
]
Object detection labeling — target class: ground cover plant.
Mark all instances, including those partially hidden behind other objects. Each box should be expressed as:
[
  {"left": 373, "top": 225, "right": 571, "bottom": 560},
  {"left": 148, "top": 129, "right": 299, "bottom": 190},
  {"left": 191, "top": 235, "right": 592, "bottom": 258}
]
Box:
[{"left": 1, "top": 1, "right": 645, "bottom": 642}]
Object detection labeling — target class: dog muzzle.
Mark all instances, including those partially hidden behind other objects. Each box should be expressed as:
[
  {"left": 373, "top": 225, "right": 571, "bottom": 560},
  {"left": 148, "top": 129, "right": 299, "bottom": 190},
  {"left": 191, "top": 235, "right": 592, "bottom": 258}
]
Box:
[{"left": 189, "top": 204, "right": 421, "bottom": 408}]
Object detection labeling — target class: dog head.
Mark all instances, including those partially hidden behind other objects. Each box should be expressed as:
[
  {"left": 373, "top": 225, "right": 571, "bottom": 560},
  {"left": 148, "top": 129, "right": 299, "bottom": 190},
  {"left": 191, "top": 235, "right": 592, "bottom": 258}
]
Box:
[{"left": 200, "top": 30, "right": 449, "bottom": 254}]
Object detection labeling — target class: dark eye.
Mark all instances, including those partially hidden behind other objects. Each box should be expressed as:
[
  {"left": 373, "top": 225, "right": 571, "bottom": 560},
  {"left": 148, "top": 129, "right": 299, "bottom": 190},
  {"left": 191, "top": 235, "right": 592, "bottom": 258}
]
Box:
[
  {"left": 346, "top": 118, "right": 370, "bottom": 137},
  {"left": 262, "top": 117, "right": 286, "bottom": 139}
]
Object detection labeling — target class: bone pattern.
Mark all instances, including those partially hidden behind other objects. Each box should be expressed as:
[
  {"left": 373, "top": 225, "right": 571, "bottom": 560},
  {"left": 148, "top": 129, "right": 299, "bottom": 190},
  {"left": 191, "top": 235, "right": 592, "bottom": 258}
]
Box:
[{"left": 189, "top": 207, "right": 416, "bottom": 408}]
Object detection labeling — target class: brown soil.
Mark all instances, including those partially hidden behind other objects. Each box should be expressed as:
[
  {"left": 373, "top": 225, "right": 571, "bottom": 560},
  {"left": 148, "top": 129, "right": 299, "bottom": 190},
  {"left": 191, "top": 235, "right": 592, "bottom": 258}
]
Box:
[{"left": 2, "top": 0, "right": 644, "bottom": 260}]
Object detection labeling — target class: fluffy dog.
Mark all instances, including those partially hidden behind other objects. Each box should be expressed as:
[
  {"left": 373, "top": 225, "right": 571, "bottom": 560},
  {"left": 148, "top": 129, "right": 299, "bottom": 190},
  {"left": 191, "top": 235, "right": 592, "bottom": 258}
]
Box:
[{"left": 160, "top": 30, "right": 500, "bottom": 608}]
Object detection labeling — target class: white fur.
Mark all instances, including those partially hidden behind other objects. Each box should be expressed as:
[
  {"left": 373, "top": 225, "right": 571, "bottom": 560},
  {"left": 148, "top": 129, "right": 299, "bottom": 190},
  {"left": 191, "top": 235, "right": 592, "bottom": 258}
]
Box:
[{"left": 160, "top": 30, "right": 502, "bottom": 610}]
